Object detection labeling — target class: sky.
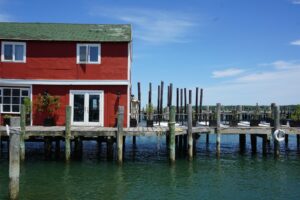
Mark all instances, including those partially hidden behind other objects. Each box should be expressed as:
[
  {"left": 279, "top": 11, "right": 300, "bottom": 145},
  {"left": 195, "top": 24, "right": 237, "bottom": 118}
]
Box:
[{"left": 0, "top": 0, "right": 300, "bottom": 106}]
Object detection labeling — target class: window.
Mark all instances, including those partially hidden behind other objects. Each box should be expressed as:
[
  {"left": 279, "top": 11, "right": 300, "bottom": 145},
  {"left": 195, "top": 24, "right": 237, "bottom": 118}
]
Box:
[
  {"left": 77, "top": 44, "right": 101, "bottom": 64},
  {"left": 0, "top": 87, "right": 30, "bottom": 113},
  {"left": 1, "top": 42, "right": 26, "bottom": 62}
]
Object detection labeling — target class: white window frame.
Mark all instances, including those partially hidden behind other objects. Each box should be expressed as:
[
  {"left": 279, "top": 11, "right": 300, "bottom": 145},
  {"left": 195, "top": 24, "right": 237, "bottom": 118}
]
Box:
[
  {"left": 76, "top": 43, "right": 101, "bottom": 64},
  {"left": 1, "top": 41, "right": 26, "bottom": 63},
  {"left": 0, "top": 87, "right": 30, "bottom": 114}
]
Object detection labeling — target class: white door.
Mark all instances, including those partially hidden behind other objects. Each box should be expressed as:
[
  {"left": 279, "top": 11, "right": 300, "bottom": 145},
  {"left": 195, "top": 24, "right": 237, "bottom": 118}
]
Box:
[{"left": 70, "top": 90, "right": 104, "bottom": 126}]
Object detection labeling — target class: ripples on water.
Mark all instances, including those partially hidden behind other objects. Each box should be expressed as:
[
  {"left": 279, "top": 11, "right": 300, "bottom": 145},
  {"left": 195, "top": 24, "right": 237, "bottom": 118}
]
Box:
[{"left": 0, "top": 135, "right": 300, "bottom": 200}]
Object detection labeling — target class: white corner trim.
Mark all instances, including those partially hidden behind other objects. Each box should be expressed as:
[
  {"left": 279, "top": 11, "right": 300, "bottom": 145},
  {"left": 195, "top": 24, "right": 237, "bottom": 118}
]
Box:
[{"left": 0, "top": 79, "right": 130, "bottom": 86}]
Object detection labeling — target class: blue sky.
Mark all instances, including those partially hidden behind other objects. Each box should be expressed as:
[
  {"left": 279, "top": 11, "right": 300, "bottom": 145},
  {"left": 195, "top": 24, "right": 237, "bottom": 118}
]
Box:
[{"left": 1, "top": 0, "right": 300, "bottom": 106}]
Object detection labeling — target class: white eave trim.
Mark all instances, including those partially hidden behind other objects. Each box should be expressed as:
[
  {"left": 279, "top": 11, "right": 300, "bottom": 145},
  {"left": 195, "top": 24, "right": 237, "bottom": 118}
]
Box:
[{"left": 0, "top": 79, "right": 130, "bottom": 86}]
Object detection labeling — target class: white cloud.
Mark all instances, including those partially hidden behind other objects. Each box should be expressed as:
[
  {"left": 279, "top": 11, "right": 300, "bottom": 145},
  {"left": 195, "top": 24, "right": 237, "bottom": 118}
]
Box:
[
  {"left": 259, "top": 60, "right": 300, "bottom": 70},
  {"left": 291, "top": 0, "right": 300, "bottom": 4},
  {"left": 212, "top": 68, "right": 244, "bottom": 78},
  {"left": 290, "top": 40, "right": 300, "bottom": 45},
  {"left": 205, "top": 60, "right": 300, "bottom": 105},
  {"left": 0, "top": 13, "right": 12, "bottom": 22},
  {"left": 89, "top": 6, "right": 197, "bottom": 44}
]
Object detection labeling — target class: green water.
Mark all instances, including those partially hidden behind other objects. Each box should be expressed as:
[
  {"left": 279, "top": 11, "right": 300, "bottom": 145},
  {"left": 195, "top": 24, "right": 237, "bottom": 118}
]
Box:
[{"left": 1, "top": 135, "right": 300, "bottom": 200}]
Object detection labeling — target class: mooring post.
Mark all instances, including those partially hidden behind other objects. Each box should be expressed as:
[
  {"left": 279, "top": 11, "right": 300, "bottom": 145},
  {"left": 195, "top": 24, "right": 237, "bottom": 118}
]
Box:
[
  {"left": 117, "top": 106, "right": 124, "bottom": 164},
  {"left": 274, "top": 105, "right": 280, "bottom": 157},
  {"left": 9, "top": 117, "right": 21, "bottom": 200},
  {"left": 169, "top": 106, "right": 176, "bottom": 164},
  {"left": 20, "top": 105, "right": 26, "bottom": 161},
  {"left": 297, "top": 135, "right": 300, "bottom": 149},
  {"left": 250, "top": 134, "right": 257, "bottom": 154},
  {"left": 216, "top": 103, "right": 221, "bottom": 157},
  {"left": 285, "top": 134, "right": 289, "bottom": 148},
  {"left": 238, "top": 105, "right": 246, "bottom": 153},
  {"left": 65, "top": 106, "right": 71, "bottom": 163},
  {"left": 262, "top": 134, "right": 268, "bottom": 155},
  {"left": 55, "top": 137, "right": 60, "bottom": 159},
  {"left": 187, "top": 104, "right": 193, "bottom": 160},
  {"left": 44, "top": 137, "right": 52, "bottom": 160},
  {"left": 107, "top": 137, "right": 114, "bottom": 161}
]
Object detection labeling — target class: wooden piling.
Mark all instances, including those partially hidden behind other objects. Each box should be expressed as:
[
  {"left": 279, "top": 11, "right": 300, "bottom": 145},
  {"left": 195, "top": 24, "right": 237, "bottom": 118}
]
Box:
[
  {"left": 262, "top": 134, "right": 268, "bottom": 156},
  {"left": 180, "top": 89, "right": 183, "bottom": 124},
  {"left": 216, "top": 103, "right": 221, "bottom": 157},
  {"left": 137, "top": 82, "right": 141, "bottom": 123},
  {"left": 195, "top": 87, "right": 199, "bottom": 121},
  {"left": 65, "top": 106, "right": 71, "bottom": 163},
  {"left": 20, "top": 105, "right": 26, "bottom": 161},
  {"left": 149, "top": 82, "right": 152, "bottom": 104},
  {"left": 251, "top": 134, "right": 257, "bottom": 154},
  {"left": 107, "top": 137, "right": 114, "bottom": 161},
  {"left": 44, "top": 137, "right": 52, "bottom": 159},
  {"left": 199, "top": 88, "right": 203, "bottom": 121},
  {"left": 157, "top": 85, "right": 161, "bottom": 124},
  {"left": 9, "top": 119, "right": 20, "bottom": 200},
  {"left": 187, "top": 104, "right": 193, "bottom": 160},
  {"left": 274, "top": 105, "right": 280, "bottom": 157},
  {"left": 55, "top": 137, "right": 60, "bottom": 159},
  {"left": 117, "top": 106, "right": 124, "bottom": 164},
  {"left": 297, "top": 135, "right": 300, "bottom": 149},
  {"left": 239, "top": 134, "right": 246, "bottom": 153},
  {"left": 176, "top": 88, "right": 179, "bottom": 122},
  {"left": 285, "top": 134, "right": 289, "bottom": 148},
  {"left": 168, "top": 106, "right": 176, "bottom": 164},
  {"left": 188, "top": 90, "right": 192, "bottom": 104},
  {"left": 169, "top": 83, "right": 173, "bottom": 106},
  {"left": 160, "top": 81, "right": 164, "bottom": 121}
]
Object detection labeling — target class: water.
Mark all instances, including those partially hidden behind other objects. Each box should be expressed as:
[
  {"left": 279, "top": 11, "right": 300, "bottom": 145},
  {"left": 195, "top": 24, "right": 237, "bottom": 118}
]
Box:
[{"left": 1, "top": 135, "right": 300, "bottom": 200}]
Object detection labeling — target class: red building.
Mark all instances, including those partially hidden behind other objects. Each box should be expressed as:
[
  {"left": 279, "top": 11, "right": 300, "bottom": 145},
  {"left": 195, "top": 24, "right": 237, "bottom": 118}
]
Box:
[{"left": 0, "top": 22, "right": 132, "bottom": 127}]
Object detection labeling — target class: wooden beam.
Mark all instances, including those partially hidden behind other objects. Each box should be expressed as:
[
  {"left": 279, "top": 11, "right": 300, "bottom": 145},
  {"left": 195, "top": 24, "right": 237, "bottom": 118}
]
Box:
[
  {"left": 187, "top": 104, "right": 193, "bottom": 160},
  {"left": 117, "top": 106, "right": 124, "bottom": 164},
  {"left": 216, "top": 103, "right": 221, "bottom": 157},
  {"left": 65, "top": 106, "right": 71, "bottom": 163},
  {"left": 20, "top": 105, "right": 26, "bottom": 161},
  {"left": 168, "top": 106, "right": 176, "bottom": 164}
]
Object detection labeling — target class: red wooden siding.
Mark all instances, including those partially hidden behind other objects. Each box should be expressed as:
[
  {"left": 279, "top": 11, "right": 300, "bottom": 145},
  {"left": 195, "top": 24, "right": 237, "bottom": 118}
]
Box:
[
  {"left": 0, "top": 41, "right": 129, "bottom": 80},
  {"left": 32, "top": 85, "right": 128, "bottom": 127}
]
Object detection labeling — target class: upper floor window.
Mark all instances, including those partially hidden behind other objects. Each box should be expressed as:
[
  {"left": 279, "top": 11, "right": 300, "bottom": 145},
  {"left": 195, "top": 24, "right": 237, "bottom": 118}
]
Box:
[
  {"left": 1, "top": 42, "right": 26, "bottom": 62},
  {"left": 76, "top": 44, "right": 101, "bottom": 64}
]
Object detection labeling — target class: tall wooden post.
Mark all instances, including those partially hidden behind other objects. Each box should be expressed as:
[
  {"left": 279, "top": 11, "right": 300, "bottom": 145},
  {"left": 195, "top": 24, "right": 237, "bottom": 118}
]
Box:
[
  {"left": 216, "top": 103, "right": 221, "bottom": 157},
  {"left": 187, "top": 104, "right": 193, "bottom": 160},
  {"left": 188, "top": 90, "right": 192, "bottom": 105},
  {"left": 238, "top": 105, "right": 246, "bottom": 153},
  {"left": 160, "top": 81, "right": 164, "bottom": 121},
  {"left": 169, "top": 83, "right": 173, "bottom": 106},
  {"left": 137, "top": 82, "right": 141, "bottom": 123},
  {"left": 117, "top": 106, "right": 124, "bottom": 164},
  {"left": 168, "top": 106, "right": 176, "bottom": 164},
  {"left": 176, "top": 88, "right": 179, "bottom": 122},
  {"left": 180, "top": 89, "right": 183, "bottom": 125},
  {"left": 251, "top": 134, "right": 257, "bottom": 154},
  {"left": 149, "top": 82, "right": 152, "bottom": 104},
  {"left": 199, "top": 88, "right": 203, "bottom": 121},
  {"left": 195, "top": 88, "right": 199, "bottom": 121},
  {"left": 157, "top": 85, "right": 161, "bottom": 124},
  {"left": 20, "top": 105, "right": 26, "bottom": 161},
  {"left": 9, "top": 118, "right": 20, "bottom": 200},
  {"left": 262, "top": 134, "right": 268, "bottom": 156},
  {"left": 274, "top": 104, "right": 280, "bottom": 157},
  {"left": 65, "top": 106, "right": 71, "bottom": 163}
]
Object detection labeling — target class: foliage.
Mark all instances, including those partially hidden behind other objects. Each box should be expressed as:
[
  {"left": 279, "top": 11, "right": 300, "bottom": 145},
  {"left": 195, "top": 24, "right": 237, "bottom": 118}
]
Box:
[
  {"left": 35, "top": 92, "right": 60, "bottom": 115},
  {"left": 291, "top": 105, "right": 300, "bottom": 121},
  {"left": 23, "top": 97, "right": 31, "bottom": 114},
  {"left": 3, "top": 114, "right": 11, "bottom": 119}
]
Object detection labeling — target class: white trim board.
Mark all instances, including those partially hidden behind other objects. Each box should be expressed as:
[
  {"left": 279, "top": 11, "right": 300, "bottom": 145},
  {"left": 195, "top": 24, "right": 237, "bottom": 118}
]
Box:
[{"left": 0, "top": 79, "right": 130, "bottom": 86}]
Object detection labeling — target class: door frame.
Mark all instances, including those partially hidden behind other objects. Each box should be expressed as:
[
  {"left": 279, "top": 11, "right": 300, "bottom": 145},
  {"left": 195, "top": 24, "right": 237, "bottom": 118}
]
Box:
[{"left": 69, "top": 90, "right": 104, "bottom": 126}]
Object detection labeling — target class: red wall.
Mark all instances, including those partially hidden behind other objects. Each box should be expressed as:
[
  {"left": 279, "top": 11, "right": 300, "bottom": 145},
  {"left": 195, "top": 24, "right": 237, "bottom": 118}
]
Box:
[
  {"left": 32, "top": 85, "right": 128, "bottom": 127},
  {"left": 0, "top": 41, "right": 129, "bottom": 80}
]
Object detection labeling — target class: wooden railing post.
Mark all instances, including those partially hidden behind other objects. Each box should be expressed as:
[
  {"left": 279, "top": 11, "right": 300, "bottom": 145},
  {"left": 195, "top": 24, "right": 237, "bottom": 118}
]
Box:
[
  {"left": 20, "top": 105, "right": 26, "bottom": 161},
  {"left": 168, "top": 106, "right": 176, "bottom": 164},
  {"left": 216, "top": 103, "right": 221, "bottom": 157},
  {"left": 187, "top": 104, "right": 193, "bottom": 160},
  {"left": 117, "top": 106, "right": 124, "bottom": 164},
  {"left": 9, "top": 117, "right": 21, "bottom": 200},
  {"left": 65, "top": 106, "right": 71, "bottom": 163}
]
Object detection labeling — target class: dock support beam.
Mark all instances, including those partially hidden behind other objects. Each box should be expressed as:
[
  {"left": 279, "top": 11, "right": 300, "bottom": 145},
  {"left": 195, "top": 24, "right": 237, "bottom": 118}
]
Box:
[
  {"left": 216, "top": 103, "right": 221, "bottom": 157},
  {"left": 168, "top": 106, "right": 176, "bottom": 164},
  {"left": 9, "top": 117, "right": 21, "bottom": 200},
  {"left": 251, "top": 134, "right": 257, "bottom": 154},
  {"left": 20, "top": 105, "right": 26, "bottom": 161},
  {"left": 262, "top": 134, "right": 268, "bottom": 155},
  {"left": 187, "top": 104, "right": 193, "bottom": 160},
  {"left": 239, "top": 134, "right": 246, "bottom": 153},
  {"left": 117, "top": 106, "right": 124, "bottom": 164},
  {"left": 273, "top": 105, "right": 280, "bottom": 157},
  {"left": 65, "top": 106, "right": 71, "bottom": 163}
]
